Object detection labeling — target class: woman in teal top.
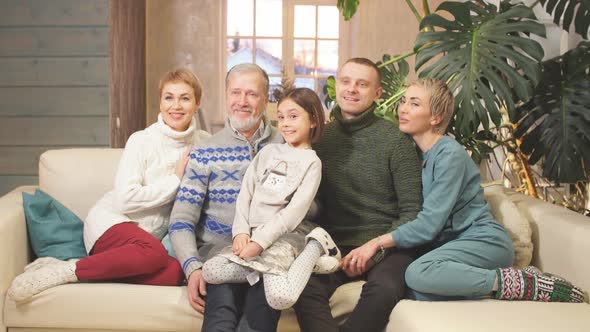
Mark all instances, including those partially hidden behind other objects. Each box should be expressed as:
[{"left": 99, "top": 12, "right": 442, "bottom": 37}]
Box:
[{"left": 340, "top": 78, "right": 584, "bottom": 303}]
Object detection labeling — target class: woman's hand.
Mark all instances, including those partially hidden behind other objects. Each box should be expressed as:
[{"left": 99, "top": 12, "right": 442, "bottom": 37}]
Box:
[
  {"left": 238, "top": 242, "right": 263, "bottom": 259},
  {"left": 175, "top": 147, "right": 192, "bottom": 179},
  {"left": 233, "top": 233, "right": 250, "bottom": 255},
  {"left": 341, "top": 238, "right": 381, "bottom": 276}
]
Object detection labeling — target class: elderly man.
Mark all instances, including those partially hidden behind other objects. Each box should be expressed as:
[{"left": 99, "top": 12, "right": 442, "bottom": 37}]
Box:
[
  {"left": 169, "top": 63, "right": 283, "bottom": 331},
  {"left": 293, "top": 58, "right": 423, "bottom": 332}
]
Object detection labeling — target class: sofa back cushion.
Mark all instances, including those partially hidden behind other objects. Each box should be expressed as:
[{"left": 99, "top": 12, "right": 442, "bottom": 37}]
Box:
[
  {"left": 39, "top": 148, "right": 123, "bottom": 220},
  {"left": 483, "top": 185, "right": 533, "bottom": 268}
]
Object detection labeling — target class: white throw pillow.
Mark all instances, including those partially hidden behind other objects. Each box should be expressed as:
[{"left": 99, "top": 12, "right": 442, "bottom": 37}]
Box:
[{"left": 483, "top": 186, "right": 533, "bottom": 268}]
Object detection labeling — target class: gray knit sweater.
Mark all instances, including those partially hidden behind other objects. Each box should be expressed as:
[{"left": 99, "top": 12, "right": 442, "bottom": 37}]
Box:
[{"left": 169, "top": 119, "right": 283, "bottom": 278}]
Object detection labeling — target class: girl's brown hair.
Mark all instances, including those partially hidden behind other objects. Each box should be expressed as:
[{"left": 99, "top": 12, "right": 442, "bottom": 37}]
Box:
[{"left": 278, "top": 88, "right": 325, "bottom": 143}]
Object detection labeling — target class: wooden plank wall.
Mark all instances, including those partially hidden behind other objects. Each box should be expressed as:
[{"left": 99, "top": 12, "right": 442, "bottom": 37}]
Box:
[{"left": 0, "top": 0, "right": 109, "bottom": 195}]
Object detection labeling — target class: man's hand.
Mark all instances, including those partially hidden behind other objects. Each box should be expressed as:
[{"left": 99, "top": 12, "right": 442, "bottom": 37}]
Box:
[
  {"left": 233, "top": 233, "right": 250, "bottom": 255},
  {"left": 187, "top": 269, "right": 207, "bottom": 313},
  {"left": 340, "top": 238, "right": 380, "bottom": 276},
  {"left": 238, "top": 241, "right": 263, "bottom": 259}
]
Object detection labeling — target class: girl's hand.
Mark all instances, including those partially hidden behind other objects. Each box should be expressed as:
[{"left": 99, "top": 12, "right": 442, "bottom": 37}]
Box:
[
  {"left": 238, "top": 242, "right": 263, "bottom": 259},
  {"left": 233, "top": 234, "right": 250, "bottom": 255},
  {"left": 175, "top": 147, "right": 192, "bottom": 179}
]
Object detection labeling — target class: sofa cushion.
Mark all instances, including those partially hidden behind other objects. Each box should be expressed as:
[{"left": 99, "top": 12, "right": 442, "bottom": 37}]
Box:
[
  {"left": 484, "top": 186, "right": 533, "bottom": 268},
  {"left": 388, "top": 299, "right": 590, "bottom": 332},
  {"left": 4, "top": 281, "right": 364, "bottom": 331},
  {"left": 39, "top": 148, "right": 123, "bottom": 220},
  {"left": 22, "top": 189, "right": 87, "bottom": 260}
]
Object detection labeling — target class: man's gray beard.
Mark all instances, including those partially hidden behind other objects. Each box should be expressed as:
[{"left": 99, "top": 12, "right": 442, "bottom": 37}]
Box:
[{"left": 229, "top": 111, "right": 264, "bottom": 132}]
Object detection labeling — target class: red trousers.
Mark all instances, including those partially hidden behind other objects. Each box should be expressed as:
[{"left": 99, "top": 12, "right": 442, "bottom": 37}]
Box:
[{"left": 75, "top": 222, "right": 184, "bottom": 286}]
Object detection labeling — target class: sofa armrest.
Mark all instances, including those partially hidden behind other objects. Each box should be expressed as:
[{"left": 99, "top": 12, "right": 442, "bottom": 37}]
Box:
[
  {"left": 508, "top": 191, "right": 590, "bottom": 299},
  {"left": 0, "top": 186, "right": 36, "bottom": 328}
]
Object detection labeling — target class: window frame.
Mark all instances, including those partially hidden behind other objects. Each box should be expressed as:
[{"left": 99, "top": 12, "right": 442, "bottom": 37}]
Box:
[{"left": 221, "top": 0, "right": 350, "bottom": 103}]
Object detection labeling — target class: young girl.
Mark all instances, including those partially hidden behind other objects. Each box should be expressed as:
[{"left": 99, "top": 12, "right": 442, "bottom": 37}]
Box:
[
  {"left": 342, "top": 78, "right": 585, "bottom": 303},
  {"left": 202, "top": 87, "right": 340, "bottom": 310},
  {"left": 9, "top": 69, "right": 210, "bottom": 301}
]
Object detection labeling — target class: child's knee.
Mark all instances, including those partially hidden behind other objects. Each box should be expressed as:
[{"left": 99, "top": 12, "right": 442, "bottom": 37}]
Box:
[{"left": 266, "top": 291, "right": 298, "bottom": 310}]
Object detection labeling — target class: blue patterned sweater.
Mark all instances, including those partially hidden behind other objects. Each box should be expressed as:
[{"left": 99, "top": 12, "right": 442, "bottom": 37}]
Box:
[{"left": 169, "top": 119, "right": 283, "bottom": 278}]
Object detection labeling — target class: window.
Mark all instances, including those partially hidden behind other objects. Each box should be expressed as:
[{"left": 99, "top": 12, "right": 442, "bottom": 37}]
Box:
[{"left": 224, "top": 0, "right": 347, "bottom": 105}]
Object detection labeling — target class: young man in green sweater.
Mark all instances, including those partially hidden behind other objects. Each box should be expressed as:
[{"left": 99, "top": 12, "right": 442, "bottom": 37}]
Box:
[{"left": 293, "top": 58, "right": 423, "bottom": 332}]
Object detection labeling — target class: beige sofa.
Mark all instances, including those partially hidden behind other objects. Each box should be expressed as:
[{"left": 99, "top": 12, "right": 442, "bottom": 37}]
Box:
[{"left": 1, "top": 148, "right": 589, "bottom": 332}]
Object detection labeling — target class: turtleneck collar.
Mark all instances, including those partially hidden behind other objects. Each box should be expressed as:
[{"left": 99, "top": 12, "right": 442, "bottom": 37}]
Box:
[
  {"left": 156, "top": 113, "right": 196, "bottom": 143},
  {"left": 331, "top": 103, "right": 378, "bottom": 133}
]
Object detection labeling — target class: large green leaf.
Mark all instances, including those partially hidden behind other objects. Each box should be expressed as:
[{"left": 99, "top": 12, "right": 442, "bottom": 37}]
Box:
[
  {"left": 375, "top": 54, "right": 410, "bottom": 124},
  {"left": 539, "top": 0, "right": 590, "bottom": 39},
  {"left": 513, "top": 41, "right": 590, "bottom": 183},
  {"left": 337, "top": 0, "right": 360, "bottom": 21},
  {"left": 414, "top": 0, "right": 546, "bottom": 137},
  {"left": 322, "top": 76, "right": 336, "bottom": 109}
]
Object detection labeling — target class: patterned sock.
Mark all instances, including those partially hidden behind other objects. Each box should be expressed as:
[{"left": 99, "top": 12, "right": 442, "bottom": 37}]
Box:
[
  {"left": 24, "top": 257, "right": 64, "bottom": 272},
  {"left": 523, "top": 266, "right": 571, "bottom": 284},
  {"left": 495, "top": 267, "right": 585, "bottom": 303},
  {"left": 8, "top": 260, "right": 78, "bottom": 302},
  {"left": 522, "top": 266, "right": 585, "bottom": 302}
]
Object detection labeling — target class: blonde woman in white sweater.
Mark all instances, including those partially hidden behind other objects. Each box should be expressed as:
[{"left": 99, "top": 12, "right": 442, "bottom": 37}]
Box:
[{"left": 9, "top": 69, "right": 210, "bottom": 301}]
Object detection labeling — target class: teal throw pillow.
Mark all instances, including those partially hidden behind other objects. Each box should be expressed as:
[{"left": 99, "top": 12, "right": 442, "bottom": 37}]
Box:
[
  {"left": 161, "top": 233, "right": 176, "bottom": 258},
  {"left": 22, "top": 189, "right": 87, "bottom": 260}
]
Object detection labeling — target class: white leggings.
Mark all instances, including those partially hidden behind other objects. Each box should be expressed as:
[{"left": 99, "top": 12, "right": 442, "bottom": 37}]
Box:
[{"left": 202, "top": 241, "right": 323, "bottom": 310}]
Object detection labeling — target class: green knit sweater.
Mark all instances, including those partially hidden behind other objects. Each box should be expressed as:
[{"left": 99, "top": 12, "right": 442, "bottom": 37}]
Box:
[{"left": 314, "top": 104, "right": 422, "bottom": 247}]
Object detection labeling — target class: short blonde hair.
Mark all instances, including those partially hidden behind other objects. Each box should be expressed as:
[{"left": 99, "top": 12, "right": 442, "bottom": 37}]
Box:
[
  {"left": 159, "top": 68, "right": 203, "bottom": 103},
  {"left": 410, "top": 78, "right": 454, "bottom": 134}
]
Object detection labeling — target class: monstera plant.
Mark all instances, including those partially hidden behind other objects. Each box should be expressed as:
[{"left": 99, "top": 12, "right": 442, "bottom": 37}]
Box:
[
  {"left": 513, "top": 41, "right": 590, "bottom": 183},
  {"left": 330, "top": 0, "right": 590, "bottom": 187}
]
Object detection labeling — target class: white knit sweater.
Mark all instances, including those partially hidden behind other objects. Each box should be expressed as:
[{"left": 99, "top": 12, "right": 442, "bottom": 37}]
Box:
[{"left": 84, "top": 114, "right": 210, "bottom": 252}]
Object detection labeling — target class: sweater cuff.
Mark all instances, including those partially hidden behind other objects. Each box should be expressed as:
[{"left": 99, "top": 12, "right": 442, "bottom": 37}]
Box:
[
  {"left": 182, "top": 257, "right": 203, "bottom": 278},
  {"left": 391, "top": 229, "right": 408, "bottom": 249},
  {"left": 250, "top": 234, "right": 272, "bottom": 250},
  {"left": 370, "top": 248, "right": 388, "bottom": 264}
]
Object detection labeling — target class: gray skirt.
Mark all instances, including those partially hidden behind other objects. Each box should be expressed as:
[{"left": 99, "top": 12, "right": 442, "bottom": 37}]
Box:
[{"left": 218, "top": 220, "right": 316, "bottom": 276}]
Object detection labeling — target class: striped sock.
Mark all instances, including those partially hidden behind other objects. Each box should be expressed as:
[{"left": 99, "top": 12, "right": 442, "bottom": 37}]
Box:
[{"left": 495, "top": 267, "right": 585, "bottom": 303}]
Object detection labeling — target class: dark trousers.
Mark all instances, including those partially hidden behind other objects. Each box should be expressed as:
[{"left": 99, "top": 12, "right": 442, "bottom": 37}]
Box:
[
  {"left": 202, "top": 281, "right": 281, "bottom": 332},
  {"left": 294, "top": 248, "right": 418, "bottom": 332}
]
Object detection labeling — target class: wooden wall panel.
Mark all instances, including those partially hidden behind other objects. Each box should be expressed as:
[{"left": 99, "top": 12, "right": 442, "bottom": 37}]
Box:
[
  {"left": 0, "top": 0, "right": 109, "bottom": 196},
  {"left": 0, "top": 117, "right": 109, "bottom": 146},
  {"left": 0, "top": 87, "right": 108, "bottom": 116},
  {"left": 0, "top": 147, "right": 54, "bottom": 175},
  {"left": 0, "top": 58, "right": 108, "bottom": 86},
  {"left": 0, "top": 0, "right": 108, "bottom": 26},
  {"left": 0, "top": 176, "right": 38, "bottom": 195},
  {"left": 0, "top": 27, "right": 108, "bottom": 56}
]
